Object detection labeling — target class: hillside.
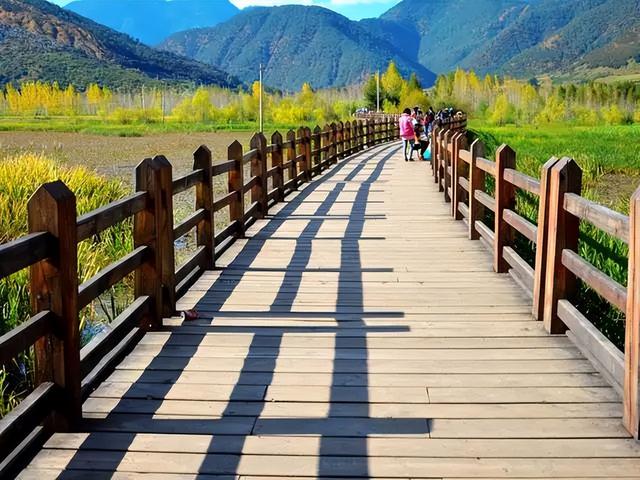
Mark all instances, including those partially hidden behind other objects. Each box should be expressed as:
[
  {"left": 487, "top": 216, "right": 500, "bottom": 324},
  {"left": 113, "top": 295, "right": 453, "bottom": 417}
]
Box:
[
  {"left": 160, "top": 5, "right": 436, "bottom": 91},
  {"left": 378, "top": 0, "right": 532, "bottom": 73},
  {"left": 65, "top": 0, "right": 239, "bottom": 46},
  {"left": 377, "top": 0, "right": 640, "bottom": 79},
  {"left": 0, "top": 0, "right": 239, "bottom": 88}
]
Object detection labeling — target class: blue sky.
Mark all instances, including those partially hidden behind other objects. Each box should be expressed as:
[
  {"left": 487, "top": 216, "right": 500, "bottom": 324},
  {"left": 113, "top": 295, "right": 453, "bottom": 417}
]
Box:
[{"left": 49, "top": 0, "right": 401, "bottom": 20}]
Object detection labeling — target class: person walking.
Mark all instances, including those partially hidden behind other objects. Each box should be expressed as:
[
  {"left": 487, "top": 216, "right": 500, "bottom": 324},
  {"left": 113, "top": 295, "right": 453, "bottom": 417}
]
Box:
[{"left": 399, "top": 108, "right": 415, "bottom": 161}]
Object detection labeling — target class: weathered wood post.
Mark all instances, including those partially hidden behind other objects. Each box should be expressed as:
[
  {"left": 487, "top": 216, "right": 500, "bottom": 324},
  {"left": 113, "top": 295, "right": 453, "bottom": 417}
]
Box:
[
  {"left": 442, "top": 130, "right": 452, "bottom": 200},
  {"left": 134, "top": 158, "right": 164, "bottom": 330},
  {"left": 312, "top": 125, "right": 322, "bottom": 174},
  {"left": 543, "top": 157, "right": 582, "bottom": 334},
  {"left": 193, "top": 146, "right": 214, "bottom": 273},
  {"left": 625, "top": 185, "right": 640, "bottom": 439},
  {"left": 271, "top": 131, "right": 284, "bottom": 202},
  {"left": 493, "top": 145, "right": 516, "bottom": 273},
  {"left": 228, "top": 140, "right": 245, "bottom": 238},
  {"left": 344, "top": 121, "right": 351, "bottom": 157},
  {"left": 296, "top": 127, "right": 308, "bottom": 183},
  {"left": 148, "top": 156, "right": 176, "bottom": 317},
  {"left": 437, "top": 129, "right": 446, "bottom": 190},
  {"left": 431, "top": 126, "right": 439, "bottom": 179},
  {"left": 322, "top": 124, "right": 331, "bottom": 169},
  {"left": 468, "top": 139, "right": 485, "bottom": 240},
  {"left": 532, "top": 157, "right": 561, "bottom": 321},
  {"left": 330, "top": 122, "right": 337, "bottom": 164},
  {"left": 28, "top": 181, "right": 81, "bottom": 430},
  {"left": 304, "top": 127, "right": 312, "bottom": 181},
  {"left": 250, "top": 132, "right": 268, "bottom": 218},
  {"left": 336, "top": 121, "right": 344, "bottom": 159},
  {"left": 453, "top": 132, "right": 468, "bottom": 220},
  {"left": 286, "top": 130, "right": 297, "bottom": 189},
  {"left": 358, "top": 120, "right": 365, "bottom": 151}
]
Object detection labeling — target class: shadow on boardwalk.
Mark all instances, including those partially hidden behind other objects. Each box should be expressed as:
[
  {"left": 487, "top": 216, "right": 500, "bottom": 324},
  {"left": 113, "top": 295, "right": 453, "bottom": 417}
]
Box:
[{"left": 61, "top": 142, "right": 429, "bottom": 478}]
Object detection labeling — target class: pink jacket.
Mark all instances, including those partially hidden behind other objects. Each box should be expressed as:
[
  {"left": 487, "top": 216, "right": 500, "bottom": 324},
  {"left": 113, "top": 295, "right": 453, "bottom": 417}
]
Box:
[{"left": 399, "top": 113, "right": 414, "bottom": 139}]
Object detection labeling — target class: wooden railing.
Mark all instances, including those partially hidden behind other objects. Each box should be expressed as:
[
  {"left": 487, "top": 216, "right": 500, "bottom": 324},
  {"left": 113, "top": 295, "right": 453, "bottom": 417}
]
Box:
[
  {"left": 0, "top": 116, "right": 399, "bottom": 474},
  {"left": 433, "top": 120, "right": 640, "bottom": 439}
]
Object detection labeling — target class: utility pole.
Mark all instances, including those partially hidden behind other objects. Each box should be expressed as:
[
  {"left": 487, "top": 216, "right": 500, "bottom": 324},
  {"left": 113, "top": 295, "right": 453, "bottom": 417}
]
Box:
[
  {"left": 259, "top": 63, "right": 264, "bottom": 133},
  {"left": 376, "top": 70, "right": 380, "bottom": 112}
]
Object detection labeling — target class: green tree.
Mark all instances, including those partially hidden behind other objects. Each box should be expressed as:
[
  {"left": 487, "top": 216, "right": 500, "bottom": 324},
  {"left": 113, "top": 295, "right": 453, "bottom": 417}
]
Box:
[{"left": 381, "top": 61, "right": 404, "bottom": 107}]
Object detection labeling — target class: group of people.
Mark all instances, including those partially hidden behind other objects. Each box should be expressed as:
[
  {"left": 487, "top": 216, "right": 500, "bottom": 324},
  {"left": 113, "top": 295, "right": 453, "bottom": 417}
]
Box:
[{"left": 399, "top": 106, "right": 435, "bottom": 162}]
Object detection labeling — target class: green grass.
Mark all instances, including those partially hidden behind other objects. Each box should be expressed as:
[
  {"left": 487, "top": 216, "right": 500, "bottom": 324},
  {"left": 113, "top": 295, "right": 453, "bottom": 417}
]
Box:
[
  {"left": 0, "top": 153, "right": 132, "bottom": 415},
  {"left": 469, "top": 122, "right": 639, "bottom": 350},
  {"left": 0, "top": 116, "right": 309, "bottom": 137}
]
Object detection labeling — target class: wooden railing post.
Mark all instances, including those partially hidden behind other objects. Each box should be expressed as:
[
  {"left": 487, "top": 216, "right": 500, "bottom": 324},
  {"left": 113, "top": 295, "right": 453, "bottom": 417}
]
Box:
[
  {"left": 134, "top": 158, "right": 163, "bottom": 329},
  {"left": 344, "top": 121, "right": 351, "bottom": 157},
  {"left": 468, "top": 139, "right": 485, "bottom": 240},
  {"left": 28, "top": 180, "right": 81, "bottom": 430},
  {"left": 250, "top": 132, "right": 268, "bottom": 218},
  {"left": 336, "top": 121, "right": 344, "bottom": 159},
  {"left": 322, "top": 124, "right": 330, "bottom": 169},
  {"left": 330, "top": 122, "right": 337, "bottom": 164},
  {"left": 431, "top": 126, "right": 439, "bottom": 179},
  {"left": 271, "top": 131, "right": 284, "bottom": 202},
  {"left": 437, "top": 129, "right": 446, "bottom": 190},
  {"left": 494, "top": 144, "right": 516, "bottom": 273},
  {"left": 532, "top": 157, "right": 562, "bottom": 320},
  {"left": 312, "top": 125, "right": 322, "bottom": 174},
  {"left": 443, "top": 130, "right": 452, "bottom": 201},
  {"left": 304, "top": 127, "right": 312, "bottom": 181},
  {"left": 228, "top": 140, "right": 245, "bottom": 238},
  {"left": 158, "top": 157, "right": 176, "bottom": 316},
  {"left": 453, "top": 132, "right": 468, "bottom": 220},
  {"left": 358, "top": 120, "right": 365, "bottom": 151},
  {"left": 543, "top": 157, "right": 582, "bottom": 334},
  {"left": 286, "top": 130, "right": 297, "bottom": 189},
  {"left": 625, "top": 185, "right": 640, "bottom": 438},
  {"left": 193, "top": 146, "right": 215, "bottom": 272}
]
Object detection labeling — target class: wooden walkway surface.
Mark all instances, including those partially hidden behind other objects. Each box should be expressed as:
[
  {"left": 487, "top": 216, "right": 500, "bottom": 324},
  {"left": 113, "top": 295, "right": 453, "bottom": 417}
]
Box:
[{"left": 19, "top": 143, "right": 640, "bottom": 478}]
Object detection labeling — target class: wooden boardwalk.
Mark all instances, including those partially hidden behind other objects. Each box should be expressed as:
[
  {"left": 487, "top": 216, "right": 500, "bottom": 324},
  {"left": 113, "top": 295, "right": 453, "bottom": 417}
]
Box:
[{"left": 19, "top": 142, "right": 640, "bottom": 478}]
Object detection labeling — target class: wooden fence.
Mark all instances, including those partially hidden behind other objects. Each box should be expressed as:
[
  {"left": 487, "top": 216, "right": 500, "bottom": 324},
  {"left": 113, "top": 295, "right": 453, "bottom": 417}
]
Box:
[
  {"left": 432, "top": 120, "right": 640, "bottom": 439},
  {"left": 0, "top": 116, "right": 399, "bottom": 473}
]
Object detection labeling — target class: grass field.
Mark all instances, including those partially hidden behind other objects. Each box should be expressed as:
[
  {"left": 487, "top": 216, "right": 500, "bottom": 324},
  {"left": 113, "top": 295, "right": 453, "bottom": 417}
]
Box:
[
  {"left": 0, "top": 117, "right": 303, "bottom": 137},
  {"left": 471, "top": 122, "right": 639, "bottom": 350}
]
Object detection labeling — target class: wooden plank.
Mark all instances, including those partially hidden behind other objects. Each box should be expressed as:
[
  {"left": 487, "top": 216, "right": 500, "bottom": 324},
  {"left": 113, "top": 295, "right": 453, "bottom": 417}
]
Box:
[
  {"left": 212, "top": 160, "right": 235, "bottom": 176},
  {"left": 77, "top": 246, "right": 148, "bottom": 310},
  {"left": 175, "top": 246, "right": 206, "bottom": 286},
  {"left": 503, "top": 246, "right": 534, "bottom": 293},
  {"left": 0, "top": 311, "right": 54, "bottom": 366},
  {"left": 561, "top": 249, "right": 627, "bottom": 311},
  {"left": 474, "top": 190, "right": 494, "bottom": 212},
  {"left": 77, "top": 192, "right": 147, "bottom": 242},
  {"left": 503, "top": 168, "right": 541, "bottom": 196},
  {"left": 0, "top": 382, "right": 57, "bottom": 456},
  {"left": 171, "top": 169, "right": 203, "bottom": 195},
  {"left": 475, "top": 156, "right": 495, "bottom": 175},
  {"left": 564, "top": 192, "right": 629, "bottom": 243},
  {"left": 173, "top": 209, "right": 206, "bottom": 240},
  {"left": 503, "top": 209, "right": 537, "bottom": 243},
  {"left": 559, "top": 300, "right": 624, "bottom": 394}
]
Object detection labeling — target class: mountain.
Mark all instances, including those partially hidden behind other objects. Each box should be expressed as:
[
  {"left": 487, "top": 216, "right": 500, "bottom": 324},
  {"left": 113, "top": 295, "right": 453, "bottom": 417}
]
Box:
[
  {"left": 378, "top": 0, "right": 532, "bottom": 74},
  {"left": 159, "top": 5, "right": 436, "bottom": 91},
  {"left": 0, "top": 0, "right": 239, "bottom": 88},
  {"left": 375, "top": 0, "right": 640, "bottom": 79},
  {"left": 65, "top": 0, "right": 239, "bottom": 46}
]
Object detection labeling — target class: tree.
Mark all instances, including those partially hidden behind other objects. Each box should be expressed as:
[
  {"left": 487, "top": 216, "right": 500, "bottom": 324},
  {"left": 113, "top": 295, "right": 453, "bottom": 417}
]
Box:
[{"left": 381, "top": 61, "right": 404, "bottom": 107}]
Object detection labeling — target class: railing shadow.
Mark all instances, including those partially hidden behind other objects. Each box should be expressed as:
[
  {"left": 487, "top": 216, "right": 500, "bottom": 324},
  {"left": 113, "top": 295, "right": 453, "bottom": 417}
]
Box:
[{"left": 59, "top": 142, "right": 430, "bottom": 477}]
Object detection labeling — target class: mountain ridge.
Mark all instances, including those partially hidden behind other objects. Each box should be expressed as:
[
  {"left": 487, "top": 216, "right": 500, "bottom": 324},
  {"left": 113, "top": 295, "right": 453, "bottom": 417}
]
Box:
[
  {"left": 0, "top": 0, "right": 239, "bottom": 88},
  {"left": 160, "top": 5, "right": 437, "bottom": 91}
]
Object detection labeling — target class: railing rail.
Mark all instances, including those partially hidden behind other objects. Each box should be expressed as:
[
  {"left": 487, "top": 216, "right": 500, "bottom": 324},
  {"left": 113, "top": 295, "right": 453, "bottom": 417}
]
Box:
[
  {"left": 432, "top": 120, "right": 640, "bottom": 440},
  {"left": 0, "top": 115, "right": 399, "bottom": 476}
]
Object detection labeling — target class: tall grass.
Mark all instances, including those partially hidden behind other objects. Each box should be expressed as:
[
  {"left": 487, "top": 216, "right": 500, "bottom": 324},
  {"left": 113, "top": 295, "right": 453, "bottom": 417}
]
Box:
[
  {"left": 0, "top": 153, "right": 132, "bottom": 415},
  {"left": 471, "top": 123, "right": 639, "bottom": 349}
]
